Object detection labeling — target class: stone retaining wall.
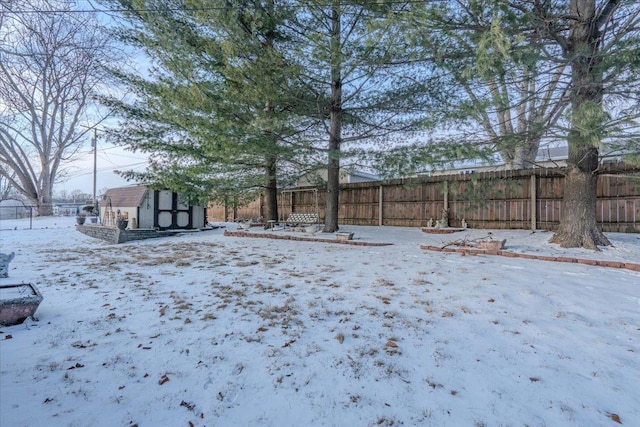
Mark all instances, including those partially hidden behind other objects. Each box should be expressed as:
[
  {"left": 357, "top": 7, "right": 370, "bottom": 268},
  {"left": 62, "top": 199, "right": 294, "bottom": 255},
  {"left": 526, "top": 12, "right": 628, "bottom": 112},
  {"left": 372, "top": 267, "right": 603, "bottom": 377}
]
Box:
[{"left": 76, "top": 225, "right": 178, "bottom": 244}]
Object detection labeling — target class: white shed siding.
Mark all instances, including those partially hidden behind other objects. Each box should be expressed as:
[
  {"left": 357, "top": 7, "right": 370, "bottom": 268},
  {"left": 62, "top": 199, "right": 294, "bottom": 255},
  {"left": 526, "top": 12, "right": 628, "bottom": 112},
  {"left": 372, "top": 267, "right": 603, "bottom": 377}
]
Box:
[
  {"left": 192, "top": 206, "right": 206, "bottom": 228},
  {"left": 138, "top": 190, "right": 155, "bottom": 229}
]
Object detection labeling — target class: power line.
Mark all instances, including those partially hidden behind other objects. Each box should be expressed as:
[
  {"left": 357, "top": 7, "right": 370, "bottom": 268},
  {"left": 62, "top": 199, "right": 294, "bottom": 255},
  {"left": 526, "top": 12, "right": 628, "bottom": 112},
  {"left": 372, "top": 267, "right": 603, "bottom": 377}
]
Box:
[
  {"left": 74, "top": 144, "right": 146, "bottom": 157},
  {"left": 65, "top": 161, "right": 148, "bottom": 178}
]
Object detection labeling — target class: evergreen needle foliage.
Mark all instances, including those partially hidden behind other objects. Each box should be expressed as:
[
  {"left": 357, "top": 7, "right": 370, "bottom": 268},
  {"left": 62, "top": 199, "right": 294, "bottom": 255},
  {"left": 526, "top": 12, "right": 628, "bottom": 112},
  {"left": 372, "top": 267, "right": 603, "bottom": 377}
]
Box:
[
  {"left": 99, "top": 0, "right": 639, "bottom": 247},
  {"left": 103, "top": 0, "right": 312, "bottom": 219}
]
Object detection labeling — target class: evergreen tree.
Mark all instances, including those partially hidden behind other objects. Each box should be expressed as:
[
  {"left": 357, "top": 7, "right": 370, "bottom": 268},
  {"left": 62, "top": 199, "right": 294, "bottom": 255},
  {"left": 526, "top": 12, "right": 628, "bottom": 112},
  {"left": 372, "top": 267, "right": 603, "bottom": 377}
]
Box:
[
  {"left": 287, "top": 0, "right": 428, "bottom": 232},
  {"left": 103, "top": 0, "right": 310, "bottom": 221},
  {"left": 544, "top": 0, "right": 640, "bottom": 249},
  {"left": 371, "top": 0, "right": 572, "bottom": 175},
  {"left": 394, "top": 0, "right": 639, "bottom": 248},
  {"left": 106, "top": 1, "right": 428, "bottom": 231}
]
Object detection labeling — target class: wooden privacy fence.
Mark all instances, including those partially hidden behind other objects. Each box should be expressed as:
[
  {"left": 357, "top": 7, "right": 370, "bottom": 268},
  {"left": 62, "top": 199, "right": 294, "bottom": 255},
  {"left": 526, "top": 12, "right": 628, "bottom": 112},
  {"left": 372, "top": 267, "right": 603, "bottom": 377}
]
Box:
[{"left": 207, "top": 164, "right": 640, "bottom": 233}]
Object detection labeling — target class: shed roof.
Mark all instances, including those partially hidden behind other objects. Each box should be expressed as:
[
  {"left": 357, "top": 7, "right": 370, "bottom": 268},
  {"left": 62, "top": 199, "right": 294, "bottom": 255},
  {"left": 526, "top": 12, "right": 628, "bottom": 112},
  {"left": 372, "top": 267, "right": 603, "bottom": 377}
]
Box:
[{"left": 101, "top": 185, "right": 148, "bottom": 208}]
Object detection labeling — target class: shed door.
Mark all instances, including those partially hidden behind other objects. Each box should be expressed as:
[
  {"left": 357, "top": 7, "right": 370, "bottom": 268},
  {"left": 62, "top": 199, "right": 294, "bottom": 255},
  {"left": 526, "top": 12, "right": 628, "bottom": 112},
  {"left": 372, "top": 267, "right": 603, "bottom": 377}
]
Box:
[{"left": 156, "top": 190, "right": 192, "bottom": 230}]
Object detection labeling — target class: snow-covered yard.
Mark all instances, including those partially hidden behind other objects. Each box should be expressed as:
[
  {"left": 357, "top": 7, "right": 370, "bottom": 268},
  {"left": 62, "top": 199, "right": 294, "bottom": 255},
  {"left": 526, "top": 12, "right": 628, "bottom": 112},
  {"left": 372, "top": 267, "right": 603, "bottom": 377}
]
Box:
[{"left": 1, "top": 217, "right": 639, "bottom": 426}]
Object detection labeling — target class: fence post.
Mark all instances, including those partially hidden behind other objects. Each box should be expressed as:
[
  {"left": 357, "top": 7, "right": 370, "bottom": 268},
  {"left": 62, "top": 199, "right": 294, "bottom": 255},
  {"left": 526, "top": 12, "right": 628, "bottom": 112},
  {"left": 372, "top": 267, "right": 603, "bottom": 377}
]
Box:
[
  {"left": 378, "top": 184, "right": 383, "bottom": 226},
  {"left": 443, "top": 181, "right": 449, "bottom": 211},
  {"left": 530, "top": 174, "right": 537, "bottom": 231}
]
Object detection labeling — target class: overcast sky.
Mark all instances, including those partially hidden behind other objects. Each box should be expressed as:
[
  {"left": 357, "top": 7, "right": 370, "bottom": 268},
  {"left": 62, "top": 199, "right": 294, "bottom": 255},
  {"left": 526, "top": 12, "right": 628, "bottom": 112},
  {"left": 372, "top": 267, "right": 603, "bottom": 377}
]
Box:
[
  {"left": 48, "top": 0, "right": 153, "bottom": 196},
  {"left": 54, "top": 144, "right": 148, "bottom": 196}
]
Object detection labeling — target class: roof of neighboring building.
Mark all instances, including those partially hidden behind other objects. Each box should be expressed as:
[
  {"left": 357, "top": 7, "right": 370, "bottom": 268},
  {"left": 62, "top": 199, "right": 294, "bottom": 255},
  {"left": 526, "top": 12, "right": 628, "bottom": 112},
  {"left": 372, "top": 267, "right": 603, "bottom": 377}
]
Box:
[
  {"left": 0, "top": 199, "right": 29, "bottom": 207},
  {"left": 536, "top": 146, "right": 569, "bottom": 161},
  {"left": 295, "top": 168, "right": 382, "bottom": 186},
  {"left": 348, "top": 170, "right": 381, "bottom": 181},
  {"left": 101, "top": 185, "right": 148, "bottom": 208}
]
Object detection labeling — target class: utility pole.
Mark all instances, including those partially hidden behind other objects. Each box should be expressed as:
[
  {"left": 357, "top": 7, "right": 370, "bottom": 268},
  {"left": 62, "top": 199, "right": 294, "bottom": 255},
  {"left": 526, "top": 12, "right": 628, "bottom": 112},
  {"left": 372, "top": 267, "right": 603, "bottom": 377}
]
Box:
[{"left": 92, "top": 129, "right": 97, "bottom": 206}]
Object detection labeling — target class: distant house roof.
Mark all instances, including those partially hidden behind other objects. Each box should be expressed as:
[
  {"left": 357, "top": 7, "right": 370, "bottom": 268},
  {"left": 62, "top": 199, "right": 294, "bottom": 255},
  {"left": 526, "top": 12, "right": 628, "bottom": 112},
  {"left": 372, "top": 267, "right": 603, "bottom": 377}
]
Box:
[
  {"left": 295, "top": 168, "right": 381, "bottom": 186},
  {"left": 101, "top": 185, "right": 148, "bottom": 208},
  {"left": 536, "top": 146, "right": 569, "bottom": 161},
  {"left": 415, "top": 143, "right": 638, "bottom": 177},
  {"left": 348, "top": 170, "right": 381, "bottom": 182},
  {"left": 0, "top": 199, "right": 28, "bottom": 208}
]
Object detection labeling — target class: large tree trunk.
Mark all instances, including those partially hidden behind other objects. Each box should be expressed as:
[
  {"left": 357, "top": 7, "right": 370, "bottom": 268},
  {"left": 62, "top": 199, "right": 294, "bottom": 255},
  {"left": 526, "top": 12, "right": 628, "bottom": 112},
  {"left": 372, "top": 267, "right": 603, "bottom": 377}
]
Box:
[
  {"left": 551, "top": 0, "right": 612, "bottom": 249},
  {"left": 324, "top": 1, "right": 342, "bottom": 233},
  {"left": 324, "top": 123, "right": 340, "bottom": 233},
  {"left": 263, "top": 154, "right": 278, "bottom": 223},
  {"left": 504, "top": 141, "right": 541, "bottom": 170},
  {"left": 262, "top": 97, "right": 279, "bottom": 224},
  {"left": 38, "top": 173, "right": 54, "bottom": 216},
  {"left": 550, "top": 147, "right": 610, "bottom": 249}
]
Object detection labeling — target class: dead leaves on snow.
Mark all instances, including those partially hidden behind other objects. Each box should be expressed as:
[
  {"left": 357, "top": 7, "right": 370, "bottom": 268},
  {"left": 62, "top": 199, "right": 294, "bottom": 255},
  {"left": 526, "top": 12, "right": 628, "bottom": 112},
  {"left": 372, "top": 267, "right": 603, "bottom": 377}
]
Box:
[
  {"left": 159, "top": 304, "right": 169, "bottom": 317},
  {"left": 385, "top": 339, "right": 401, "bottom": 355},
  {"left": 378, "top": 296, "right": 391, "bottom": 305},
  {"left": 67, "top": 362, "right": 84, "bottom": 370},
  {"left": 180, "top": 400, "right": 195, "bottom": 411},
  {"left": 606, "top": 413, "right": 622, "bottom": 424},
  {"left": 71, "top": 340, "right": 96, "bottom": 349}
]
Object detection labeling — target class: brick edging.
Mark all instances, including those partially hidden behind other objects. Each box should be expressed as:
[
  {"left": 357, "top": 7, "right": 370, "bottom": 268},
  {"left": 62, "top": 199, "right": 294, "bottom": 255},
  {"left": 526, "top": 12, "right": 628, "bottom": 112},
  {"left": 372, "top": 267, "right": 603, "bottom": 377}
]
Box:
[
  {"left": 420, "top": 245, "right": 640, "bottom": 272},
  {"left": 224, "top": 230, "right": 393, "bottom": 246},
  {"left": 421, "top": 228, "right": 466, "bottom": 234}
]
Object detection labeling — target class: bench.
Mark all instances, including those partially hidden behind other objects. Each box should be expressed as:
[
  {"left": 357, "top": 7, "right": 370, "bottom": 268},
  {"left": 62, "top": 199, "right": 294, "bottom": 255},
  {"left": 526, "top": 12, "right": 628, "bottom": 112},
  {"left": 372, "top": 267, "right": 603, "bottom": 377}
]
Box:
[{"left": 284, "top": 212, "right": 319, "bottom": 226}]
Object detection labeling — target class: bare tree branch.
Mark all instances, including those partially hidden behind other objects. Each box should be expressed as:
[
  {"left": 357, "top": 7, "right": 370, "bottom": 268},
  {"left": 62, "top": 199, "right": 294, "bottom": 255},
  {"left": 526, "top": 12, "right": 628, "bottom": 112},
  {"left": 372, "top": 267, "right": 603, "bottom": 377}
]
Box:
[{"left": 0, "top": 0, "right": 114, "bottom": 214}]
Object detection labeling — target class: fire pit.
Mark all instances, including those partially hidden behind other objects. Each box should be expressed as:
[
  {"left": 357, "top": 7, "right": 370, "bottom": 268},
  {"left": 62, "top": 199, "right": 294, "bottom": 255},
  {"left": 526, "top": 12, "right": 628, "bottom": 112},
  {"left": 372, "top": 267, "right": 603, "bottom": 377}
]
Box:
[{"left": 0, "top": 284, "right": 43, "bottom": 326}]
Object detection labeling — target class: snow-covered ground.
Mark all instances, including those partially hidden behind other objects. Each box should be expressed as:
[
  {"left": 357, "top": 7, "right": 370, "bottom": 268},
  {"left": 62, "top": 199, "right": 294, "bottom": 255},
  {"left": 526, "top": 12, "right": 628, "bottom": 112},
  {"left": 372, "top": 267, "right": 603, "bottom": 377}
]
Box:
[{"left": 1, "top": 216, "right": 638, "bottom": 427}]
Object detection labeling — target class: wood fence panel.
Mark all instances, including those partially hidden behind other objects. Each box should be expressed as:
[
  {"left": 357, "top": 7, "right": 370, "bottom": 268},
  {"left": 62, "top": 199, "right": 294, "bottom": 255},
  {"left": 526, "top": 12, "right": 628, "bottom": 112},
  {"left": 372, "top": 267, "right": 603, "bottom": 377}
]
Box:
[
  {"left": 206, "top": 203, "right": 225, "bottom": 222},
  {"left": 380, "top": 182, "right": 425, "bottom": 226},
  {"left": 205, "top": 165, "right": 640, "bottom": 232},
  {"left": 237, "top": 199, "right": 262, "bottom": 220},
  {"left": 537, "top": 175, "right": 564, "bottom": 200},
  {"left": 625, "top": 176, "right": 640, "bottom": 195},
  {"left": 598, "top": 175, "right": 611, "bottom": 197},
  {"left": 422, "top": 181, "right": 443, "bottom": 222},
  {"left": 339, "top": 186, "right": 379, "bottom": 225}
]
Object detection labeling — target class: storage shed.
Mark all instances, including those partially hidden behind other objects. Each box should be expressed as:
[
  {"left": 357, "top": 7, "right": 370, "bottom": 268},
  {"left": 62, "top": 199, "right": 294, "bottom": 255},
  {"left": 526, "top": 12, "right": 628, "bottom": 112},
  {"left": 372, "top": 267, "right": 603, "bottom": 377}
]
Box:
[{"left": 100, "top": 186, "right": 206, "bottom": 230}]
